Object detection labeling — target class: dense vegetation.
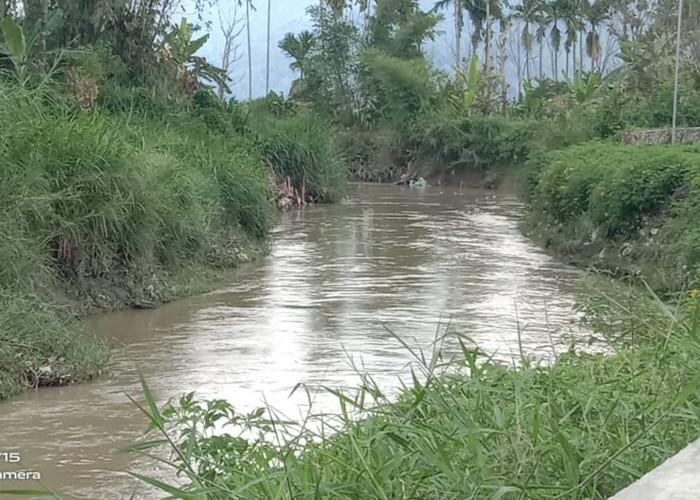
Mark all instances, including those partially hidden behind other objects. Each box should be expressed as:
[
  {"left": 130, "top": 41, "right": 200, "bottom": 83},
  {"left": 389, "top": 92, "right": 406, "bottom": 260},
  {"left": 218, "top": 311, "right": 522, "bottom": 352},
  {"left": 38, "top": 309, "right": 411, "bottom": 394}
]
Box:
[
  {"left": 119, "top": 0, "right": 700, "bottom": 498},
  {"left": 524, "top": 143, "right": 700, "bottom": 295}
]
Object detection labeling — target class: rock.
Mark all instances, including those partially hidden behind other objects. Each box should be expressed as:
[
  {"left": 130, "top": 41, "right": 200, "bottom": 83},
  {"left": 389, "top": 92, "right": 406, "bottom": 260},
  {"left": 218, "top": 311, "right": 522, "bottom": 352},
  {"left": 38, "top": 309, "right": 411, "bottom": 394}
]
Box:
[
  {"left": 132, "top": 300, "right": 155, "bottom": 310},
  {"left": 672, "top": 185, "right": 690, "bottom": 199},
  {"left": 620, "top": 243, "right": 633, "bottom": 257}
]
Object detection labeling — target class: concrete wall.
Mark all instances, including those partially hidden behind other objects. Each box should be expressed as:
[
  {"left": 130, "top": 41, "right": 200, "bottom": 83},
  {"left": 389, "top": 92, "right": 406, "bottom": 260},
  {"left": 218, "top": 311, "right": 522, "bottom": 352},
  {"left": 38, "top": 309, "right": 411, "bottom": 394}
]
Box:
[
  {"left": 609, "top": 438, "right": 700, "bottom": 499},
  {"left": 621, "top": 127, "right": 700, "bottom": 145}
]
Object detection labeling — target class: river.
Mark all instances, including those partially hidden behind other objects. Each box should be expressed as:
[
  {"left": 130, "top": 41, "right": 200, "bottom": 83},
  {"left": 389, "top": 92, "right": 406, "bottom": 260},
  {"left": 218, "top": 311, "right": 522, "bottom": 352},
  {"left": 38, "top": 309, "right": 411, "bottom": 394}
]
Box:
[{"left": 1, "top": 183, "right": 586, "bottom": 499}]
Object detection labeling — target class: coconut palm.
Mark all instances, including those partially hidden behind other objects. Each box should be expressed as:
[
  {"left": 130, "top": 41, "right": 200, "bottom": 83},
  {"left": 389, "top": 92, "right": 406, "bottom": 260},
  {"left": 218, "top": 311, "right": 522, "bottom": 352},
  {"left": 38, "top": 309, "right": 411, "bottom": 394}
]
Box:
[
  {"left": 433, "top": 0, "right": 465, "bottom": 70},
  {"left": 278, "top": 30, "right": 316, "bottom": 79},
  {"left": 545, "top": 0, "right": 564, "bottom": 80},
  {"left": 514, "top": 0, "right": 538, "bottom": 79},
  {"left": 562, "top": 0, "right": 582, "bottom": 76}
]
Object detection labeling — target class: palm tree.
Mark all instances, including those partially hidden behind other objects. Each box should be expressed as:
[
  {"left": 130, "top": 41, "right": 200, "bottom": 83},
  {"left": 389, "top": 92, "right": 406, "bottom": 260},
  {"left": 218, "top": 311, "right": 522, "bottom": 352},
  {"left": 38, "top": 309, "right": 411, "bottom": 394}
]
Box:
[
  {"left": 433, "top": 0, "right": 465, "bottom": 70},
  {"left": 278, "top": 30, "right": 316, "bottom": 80},
  {"left": 534, "top": 5, "right": 547, "bottom": 78},
  {"left": 266, "top": 0, "right": 271, "bottom": 94},
  {"left": 585, "top": 0, "right": 608, "bottom": 71},
  {"left": 514, "top": 0, "right": 538, "bottom": 79},
  {"left": 236, "top": 0, "right": 254, "bottom": 99},
  {"left": 562, "top": 0, "right": 581, "bottom": 77},
  {"left": 579, "top": 0, "right": 587, "bottom": 72},
  {"left": 546, "top": 0, "right": 563, "bottom": 80}
]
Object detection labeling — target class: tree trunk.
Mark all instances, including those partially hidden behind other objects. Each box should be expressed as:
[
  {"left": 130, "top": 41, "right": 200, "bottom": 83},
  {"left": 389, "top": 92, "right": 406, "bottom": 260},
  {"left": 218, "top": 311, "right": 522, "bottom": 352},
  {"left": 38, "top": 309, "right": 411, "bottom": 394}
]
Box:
[
  {"left": 246, "top": 0, "right": 252, "bottom": 100},
  {"left": 485, "top": 0, "right": 491, "bottom": 105},
  {"left": 38, "top": 0, "right": 47, "bottom": 75},
  {"left": 266, "top": 0, "right": 271, "bottom": 94},
  {"left": 525, "top": 21, "right": 531, "bottom": 79},
  {"left": 579, "top": 25, "right": 584, "bottom": 73},
  {"left": 454, "top": 0, "right": 462, "bottom": 70},
  {"left": 539, "top": 32, "right": 543, "bottom": 78},
  {"left": 499, "top": 20, "right": 508, "bottom": 112}
]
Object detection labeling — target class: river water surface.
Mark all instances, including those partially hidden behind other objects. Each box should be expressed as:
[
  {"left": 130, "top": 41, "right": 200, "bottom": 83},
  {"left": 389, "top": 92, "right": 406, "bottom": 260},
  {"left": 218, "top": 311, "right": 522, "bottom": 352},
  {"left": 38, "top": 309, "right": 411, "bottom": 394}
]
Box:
[{"left": 2, "top": 184, "right": 587, "bottom": 498}]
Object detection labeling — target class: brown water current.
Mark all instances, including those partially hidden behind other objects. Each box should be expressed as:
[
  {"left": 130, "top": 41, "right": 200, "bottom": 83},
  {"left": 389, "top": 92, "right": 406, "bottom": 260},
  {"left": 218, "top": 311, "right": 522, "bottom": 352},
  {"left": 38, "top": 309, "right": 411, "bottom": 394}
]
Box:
[{"left": 1, "top": 184, "right": 588, "bottom": 498}]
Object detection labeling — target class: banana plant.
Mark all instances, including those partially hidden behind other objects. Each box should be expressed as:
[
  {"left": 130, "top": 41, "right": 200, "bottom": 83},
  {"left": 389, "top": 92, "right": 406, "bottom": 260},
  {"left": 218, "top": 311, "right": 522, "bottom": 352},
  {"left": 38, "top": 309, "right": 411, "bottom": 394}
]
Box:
[
  {"left": 452, "top": 53, "right": 480, "bottom": 113},
  {"left": 162, "top": 17, "right": 231, "bottom": 95},
  {"left": 0, "top": 16, "right": 28, "bottom": 85},
  {"left": 565, "top": 70, "right": 600, "bottom": 104}
]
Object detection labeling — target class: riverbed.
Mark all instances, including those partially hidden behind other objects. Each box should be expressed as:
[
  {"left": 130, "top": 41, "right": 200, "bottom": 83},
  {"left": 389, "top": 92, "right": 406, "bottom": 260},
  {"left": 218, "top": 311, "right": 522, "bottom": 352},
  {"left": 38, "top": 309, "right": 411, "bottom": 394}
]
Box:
[{"left": 1, "top": 184, "right": 586, "bottom": 498}]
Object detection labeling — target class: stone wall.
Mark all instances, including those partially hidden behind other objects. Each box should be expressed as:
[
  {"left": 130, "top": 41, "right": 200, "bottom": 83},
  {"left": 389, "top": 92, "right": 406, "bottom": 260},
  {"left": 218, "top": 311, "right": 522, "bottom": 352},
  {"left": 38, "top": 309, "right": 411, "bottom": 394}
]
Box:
[{"left": 621, "top": 127, "right": 700, "bottom": 144}]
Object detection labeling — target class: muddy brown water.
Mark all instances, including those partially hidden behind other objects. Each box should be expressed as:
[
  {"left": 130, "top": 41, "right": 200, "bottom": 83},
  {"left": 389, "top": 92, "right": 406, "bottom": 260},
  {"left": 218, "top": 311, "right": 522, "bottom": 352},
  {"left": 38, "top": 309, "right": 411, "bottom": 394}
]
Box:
[{"left": 2, "top": 184, "right": 587, "bottom": 499}]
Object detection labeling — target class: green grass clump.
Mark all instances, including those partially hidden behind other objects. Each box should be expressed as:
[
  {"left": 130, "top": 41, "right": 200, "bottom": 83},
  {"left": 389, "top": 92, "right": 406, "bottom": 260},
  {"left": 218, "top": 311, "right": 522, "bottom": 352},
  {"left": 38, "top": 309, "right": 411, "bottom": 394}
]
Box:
[
  {"left": 0, "top": 83, "right": 276, "bottom": 399},
  {"left": 125, "top": 283, "right": 700, "bottom": 499},
  {"left": 524, "top": 142, "right": 700, "bottom": 294},
  {"left": 254, "top": 113, "right": 349, "bottom": 203}
]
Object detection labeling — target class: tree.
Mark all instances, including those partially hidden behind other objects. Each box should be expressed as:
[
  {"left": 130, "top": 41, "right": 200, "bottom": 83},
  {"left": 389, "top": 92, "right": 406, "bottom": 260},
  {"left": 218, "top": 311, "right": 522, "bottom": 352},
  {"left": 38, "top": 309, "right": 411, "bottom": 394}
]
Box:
[
  {"left": 278, "top": 30, "right": 315, "bottom": 79},
  {"left": 546, "top": 0, "right": 564, "bottom": 79},
  {"left": 236, "top": 0, "right": 254, "bottom": 99},
  {"left": 433, "top": 0, "right": 465, "bottom": 70},
  {"left": 534, "top": 3, "right": 548, "bottom": 77},
  {"left": 218, "top": 1, "right": 244, "bottom": 99},
  {"left": 514, "top": 0, "right": 538, "bottom": 78},
  {"left": 368, "top": 0, "right": 441, "bottom": 60},
  {"left": 562, "top": 0, "right": 582, "bottom": 76},
  {"left": 266, "top": 0, "right": 270, "bottom": 93},
  {"left": 161, "top": 17, "right": 230, "bottom": 96},
  {"left": 585, "top": 0, "right": 609, "bottom": 71}
]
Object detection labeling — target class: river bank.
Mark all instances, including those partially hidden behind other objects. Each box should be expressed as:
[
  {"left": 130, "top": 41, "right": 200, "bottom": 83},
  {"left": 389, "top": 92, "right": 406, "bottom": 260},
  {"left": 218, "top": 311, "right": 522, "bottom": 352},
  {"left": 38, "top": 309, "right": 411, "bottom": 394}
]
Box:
[
  {"left": 0, "top": 83, "right": 347, "bottom": 401},
  {"left": 522, "top": 142, "right": 700, "bottom": 297}
]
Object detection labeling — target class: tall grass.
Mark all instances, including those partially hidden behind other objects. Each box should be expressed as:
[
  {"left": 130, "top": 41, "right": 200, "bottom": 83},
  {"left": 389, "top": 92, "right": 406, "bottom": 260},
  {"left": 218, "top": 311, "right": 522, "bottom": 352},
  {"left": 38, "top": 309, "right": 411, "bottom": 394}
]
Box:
[
  {"left": 254, "top": 114, "right": 349, "bottom": 203},
  {"left": 0, "top": 83, "right": 276, "bottom": 399},
  {"left": 124, "top": 282, "right": 700, "bottom": 499}
]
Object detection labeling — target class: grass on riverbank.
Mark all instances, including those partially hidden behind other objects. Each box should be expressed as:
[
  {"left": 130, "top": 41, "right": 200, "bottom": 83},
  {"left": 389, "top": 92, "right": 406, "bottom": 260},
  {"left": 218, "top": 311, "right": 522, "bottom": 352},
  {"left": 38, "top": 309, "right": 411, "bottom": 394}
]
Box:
[
  {"left": 523, "top": 142, "right": 700, "bottom": 296},
  {"left": 0, "top": 82, "right": 347, "bottom": 400},
  {"left": 123, "top": 281, "right": 700, "bottom": 499}
]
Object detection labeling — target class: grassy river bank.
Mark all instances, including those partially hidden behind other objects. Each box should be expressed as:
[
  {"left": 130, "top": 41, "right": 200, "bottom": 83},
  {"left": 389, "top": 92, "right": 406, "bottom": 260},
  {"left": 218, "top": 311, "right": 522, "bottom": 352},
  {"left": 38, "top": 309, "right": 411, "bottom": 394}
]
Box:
[{"left": 0, "top": 83, "right": 347, "bottom": 401}]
